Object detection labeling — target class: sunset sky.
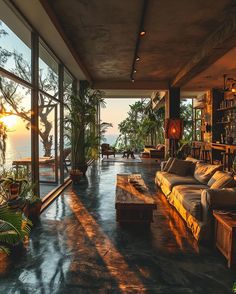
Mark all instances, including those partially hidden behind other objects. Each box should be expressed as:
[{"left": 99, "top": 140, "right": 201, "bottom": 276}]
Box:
[{"left": 101, "top": 98, "right": 141, "bottom": 136}]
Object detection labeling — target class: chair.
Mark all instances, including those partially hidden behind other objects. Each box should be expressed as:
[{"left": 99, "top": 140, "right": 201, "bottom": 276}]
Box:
[{"left": 101, "top": 143, "right": 115, "bottom": 158}]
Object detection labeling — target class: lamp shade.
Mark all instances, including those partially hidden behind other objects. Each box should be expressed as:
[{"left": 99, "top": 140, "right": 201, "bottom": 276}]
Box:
[{"left": 165, "top": 118, "right": 183, "bottom": 139}]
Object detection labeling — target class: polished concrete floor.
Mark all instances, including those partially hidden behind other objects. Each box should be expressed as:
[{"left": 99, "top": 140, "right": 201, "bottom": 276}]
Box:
[{"left": 0, "top": 159, "right": 236, "bottom": 293}]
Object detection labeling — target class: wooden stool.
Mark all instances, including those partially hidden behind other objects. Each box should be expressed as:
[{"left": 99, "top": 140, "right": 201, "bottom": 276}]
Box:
[
  {"left": 221, "top": 151, "right": 234, "bottom": 171},
  {"left": 201, "top": 149, "right": 212, "bottom": 163},
  {"left": 191, "top": 147, "right": 201, "bottom": 159}
]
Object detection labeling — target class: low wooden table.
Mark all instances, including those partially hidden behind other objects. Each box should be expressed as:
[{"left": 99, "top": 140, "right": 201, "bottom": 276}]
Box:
[
  {"left": 213, "top": 210, "right": 236, "bottom": 268},
  {"left": 115, "top": 174, "right": 157, "bottom": 226}
]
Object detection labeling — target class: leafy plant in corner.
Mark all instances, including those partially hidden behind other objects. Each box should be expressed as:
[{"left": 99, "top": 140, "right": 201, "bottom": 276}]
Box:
[
  {"left": 65, "top": 80, "right": 105, "bottom": 181},
  {"left": 0, "top": 205, "right": 32, "bottom": 254}
]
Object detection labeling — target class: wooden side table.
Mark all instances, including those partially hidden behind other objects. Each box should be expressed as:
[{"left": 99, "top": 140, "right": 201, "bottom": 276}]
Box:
[{"left": 213, "top": 210, "right": 236, "bottom": 268}]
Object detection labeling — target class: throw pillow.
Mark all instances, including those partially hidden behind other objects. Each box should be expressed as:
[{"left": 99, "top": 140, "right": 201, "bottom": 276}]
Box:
[
  {"left": 209, "top": 171, "right": 235, "bottom": 189},
  {"left": 207, "top": 170, "right": 229, "bottom": 186},
  {"left": 167, "top": 158, "right": 194, "bottom": 176},
  {"left": 163, "top": 157, "right": 174, "bottom": 172},
  {"left": 194, "top": 162, "right": 222, "bottom": 184},
  {"left": 185, "top": 156, "right": 200, "bottom": 163}
]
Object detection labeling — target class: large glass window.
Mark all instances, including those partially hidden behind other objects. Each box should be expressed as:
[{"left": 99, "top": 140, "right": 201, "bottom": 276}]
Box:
[
  {"left": 0, "top": 76, "right": 31, "bottom": 170},
  {"left": 180, "top": 98, "right": 193, "bottom": 141},
  {"left": 63, "top": 71, "right": 73, "bottom": 178},
  {"left": 0, "top": 1, "right": 31, "bottom": 82},
  {"left": 194, "top": 108, "right": 203, "bottom": 141},
  {"left": 0, "top": 1, "right": 76, "bottom": 199},
  {"left": 39, "top": 42, "right": 59, "bottom": 98}
]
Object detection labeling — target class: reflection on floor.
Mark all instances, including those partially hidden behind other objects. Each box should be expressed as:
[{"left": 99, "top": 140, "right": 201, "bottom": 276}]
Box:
[{"left": 0, "top": 160, "right": 236, "bottom": 293}]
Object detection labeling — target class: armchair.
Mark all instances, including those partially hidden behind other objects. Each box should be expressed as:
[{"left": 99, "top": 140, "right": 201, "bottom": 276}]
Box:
[{"left": 101, "top": 143, "right": 116, "bottom": 158}]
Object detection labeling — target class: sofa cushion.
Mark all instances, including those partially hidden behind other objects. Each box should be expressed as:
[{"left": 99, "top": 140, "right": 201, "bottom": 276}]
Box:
[
  {"left": 168, "top": 158, "right": 194, "bottom": 176},
  {"left": 172, "top": 184, "right": 209, "bottom": 220},
  {"left": 155, "top": 171, "right": 200, "bottom": 194},
  {"left": 194, "top": 162, "right": 222, "bottom": 184},
  {"left": 207, "top": 170, "right": 235, "bottom": 188},
  {"left": 186, "top": 156, "right": 200, "bottom": 163},
  {"left": 210, "top": 173, "right": 235, "bottom": 189},
  {"left": 163, "top": 157, "right": 174, "bottom": 172}
]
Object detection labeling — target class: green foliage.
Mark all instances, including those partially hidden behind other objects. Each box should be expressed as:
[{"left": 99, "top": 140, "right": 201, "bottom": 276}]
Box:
[
  {"left": 0, "top": 205, "right": 32, "bottom": 254},
  {"left": 65, "top": 81, "right": 105, "bottom": 169},
  {"left": 233, "top": 282, "right": 236, "bottom": 293},
  {"left": 180, "top": 99, "right": 193, "bottom": 142},
  {"left": 116, "top": 99, "right": 165, "bottom": 151},
  {"left": 0, "top": 167, "right": 40, "bottom": 204}
]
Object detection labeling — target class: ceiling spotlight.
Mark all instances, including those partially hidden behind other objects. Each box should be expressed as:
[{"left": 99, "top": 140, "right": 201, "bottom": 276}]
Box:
[
  {"left": 133, "top": 69, "right": 137, "bottom": 74},
  {"left": 140, "top": 30, "right": 146, "bottom": 36},
  {"left": 131, "top": 78, "right": 135, "bottom": 83},
  {"left": 136, "top": 56, "right": 140, "bottom": 61}
]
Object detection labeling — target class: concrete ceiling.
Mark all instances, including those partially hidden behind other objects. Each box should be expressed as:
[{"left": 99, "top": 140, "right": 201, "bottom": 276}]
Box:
[{"left": 39, "top": 0, "right": 236, "bottom": 96}]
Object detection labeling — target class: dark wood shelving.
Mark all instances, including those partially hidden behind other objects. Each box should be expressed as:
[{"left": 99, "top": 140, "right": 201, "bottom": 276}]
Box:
[
  {"left": 217, "top": 105, "right": 236, "bottom": 111},
  {"left": 216, "top": 121, "right": 231, "bottom": 124}
]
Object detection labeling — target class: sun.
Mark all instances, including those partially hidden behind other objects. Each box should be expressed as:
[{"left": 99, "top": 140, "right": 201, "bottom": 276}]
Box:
[{"left": 0, "top": 115, "right": 18, "bottom": 129}]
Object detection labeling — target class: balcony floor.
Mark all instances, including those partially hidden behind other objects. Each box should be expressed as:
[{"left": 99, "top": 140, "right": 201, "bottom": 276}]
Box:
[{"left": 0, "top": 159, "right": 235, "bottom": 293}]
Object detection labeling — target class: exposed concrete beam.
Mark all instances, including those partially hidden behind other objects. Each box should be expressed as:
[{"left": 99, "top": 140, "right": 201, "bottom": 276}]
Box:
[
  {"left": 39, "top": 0, "right": 92, "bottom": 82},
  {"left": 172, "top": 8, "right": 236, "bottom": 88},
  {"left": 93, "top": 80, "right": 168, "bottom": 91}
]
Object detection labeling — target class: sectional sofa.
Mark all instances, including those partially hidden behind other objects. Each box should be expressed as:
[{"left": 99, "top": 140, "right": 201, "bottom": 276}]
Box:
[
  {"left": 143, "top": 144, "right": 165, "bottom": 158},
  {"left": 155, "top": 157, "right": 236, "bottom": 242}
]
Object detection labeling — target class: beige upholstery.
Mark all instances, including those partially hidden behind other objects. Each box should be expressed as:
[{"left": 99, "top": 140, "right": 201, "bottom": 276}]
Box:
[
  {"left": 207, "top": 171, "right": 235, "bottom": 189},
  {"left": 162, "top": 157, "right": 174, "bottom": 172},
  {"left": 201, "top": 188, "right": 236, "bottom": 224},
  {"left": 194, "top": 162, "right": 222, "bottom": 184},
  {"left": 156, "top": 158, "right": 236, "bottom": 242},
  {"left": 156, "top": 171, "right": 199, "bottom": 195},
  {"left": 172, "top": 184, "right": 208, "bottom": 220},
  {"left": 167, "top": 158, "right": 194, "bottom": 176}
]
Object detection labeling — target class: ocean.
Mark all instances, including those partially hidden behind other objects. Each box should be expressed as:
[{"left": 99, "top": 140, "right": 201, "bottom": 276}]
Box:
[{"left": 102, "top": 134, "right": 118, "bottom": 146}]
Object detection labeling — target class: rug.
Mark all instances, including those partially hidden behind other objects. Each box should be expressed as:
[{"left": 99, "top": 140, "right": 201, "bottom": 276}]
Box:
[{"left": 102, "top": 156, "right": 142, "bottom": 163}]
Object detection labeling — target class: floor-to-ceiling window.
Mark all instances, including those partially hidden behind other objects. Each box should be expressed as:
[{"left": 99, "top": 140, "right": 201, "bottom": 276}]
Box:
[{"left": 0, "top": 1, "right": 76, "bottom": 199}]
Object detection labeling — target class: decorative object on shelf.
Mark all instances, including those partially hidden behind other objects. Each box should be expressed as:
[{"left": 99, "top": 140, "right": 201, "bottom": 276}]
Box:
[{"left": 222, "top": 74, "right": 236, "bottom": 93}]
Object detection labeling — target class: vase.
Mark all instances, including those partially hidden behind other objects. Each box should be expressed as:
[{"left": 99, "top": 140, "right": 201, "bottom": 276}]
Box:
[
  {"left": 227, "top": 136, "right": 234, "bottom": 145},
  {"left": 70, "top": 170, "right": 83, "bottom": 184}
]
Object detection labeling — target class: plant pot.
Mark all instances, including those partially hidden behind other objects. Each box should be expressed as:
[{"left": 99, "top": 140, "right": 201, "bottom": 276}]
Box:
[
  {"left": 227, "top": 136, "right": 234, "bottom": 145},
  {"left": 9, "top": 183, "right": 20, "bottom": 200},
  {"left": 24, "top": 201, "right": 42, "bottom": 223},
  {"left": 77, "top": 164, "right": 88, "bottom": 176},
  {"left": 70, "top": 170, "right": 83, "bottom": 184}
]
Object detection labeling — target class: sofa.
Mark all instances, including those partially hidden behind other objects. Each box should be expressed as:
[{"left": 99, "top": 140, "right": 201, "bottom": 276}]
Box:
[
  {"left": 143, "top": 144, "right": 165, "bottom": 158},
  {"left": 155, "top": 157, "right": 236, "bottom": 242}
]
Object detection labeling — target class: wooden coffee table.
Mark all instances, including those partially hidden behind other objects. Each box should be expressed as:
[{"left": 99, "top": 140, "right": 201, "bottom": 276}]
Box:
[
  {"left": 213, "top": 210, "right": 236, "bottom": 268},
  {"left": 115, "top": 174, "right": 157, "bottom": 226}
]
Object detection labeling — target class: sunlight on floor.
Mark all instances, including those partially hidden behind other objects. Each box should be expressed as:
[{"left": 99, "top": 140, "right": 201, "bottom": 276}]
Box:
[{"left": 66, "top": 191, "right": 147, "bottom": 291}]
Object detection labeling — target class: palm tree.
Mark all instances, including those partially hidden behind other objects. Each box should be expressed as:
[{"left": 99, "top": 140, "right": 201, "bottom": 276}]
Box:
[{"left": 65, "top": 81, "right": 105, "bottom": 175}]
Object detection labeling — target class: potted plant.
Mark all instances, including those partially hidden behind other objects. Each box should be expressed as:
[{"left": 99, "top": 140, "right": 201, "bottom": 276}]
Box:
[
  {"left": 65, "top": 80, "right": 104, "bottom": 182},
  {"left": 0, "top": 168, "right": 42, "bottom": 221},
  {"left": 0, "top": 205, "right": 32, "bottom": 255}
]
